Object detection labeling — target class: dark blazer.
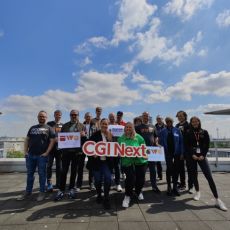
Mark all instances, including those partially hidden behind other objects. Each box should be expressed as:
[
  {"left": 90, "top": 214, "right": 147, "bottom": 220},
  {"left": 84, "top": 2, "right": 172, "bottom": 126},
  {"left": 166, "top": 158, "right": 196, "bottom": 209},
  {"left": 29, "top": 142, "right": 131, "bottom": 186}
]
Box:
[
  {"left": 86, "top": 130, "right": 114, "bottom": 171},
  {"left": 185, "top": 128, "right": 210, "bottom": 157}
]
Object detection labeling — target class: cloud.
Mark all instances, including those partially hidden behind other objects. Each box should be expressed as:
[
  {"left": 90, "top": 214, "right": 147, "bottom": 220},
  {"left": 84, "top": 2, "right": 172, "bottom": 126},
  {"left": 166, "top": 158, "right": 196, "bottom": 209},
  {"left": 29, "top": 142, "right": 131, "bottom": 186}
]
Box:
[
  {"left": 131, "top": 18, "right": 203, "bottom": 66},
  {"left": 111, "top": 0, "right": 157, "bottom": 45},
  {"left": 81, "top": 57, "right": 92, "bottom": 66},
  {"left": 216, "top": 9, "right": 230, "bottom": 28},
  {"left": 143, "top": 71, "right": 230, "bottom": 103},
  {"left": 164, "top": 0, "right": 214, "bottom": 21},
  {"left": 1, "top": 70, "right": 140, "bottom": 117}
]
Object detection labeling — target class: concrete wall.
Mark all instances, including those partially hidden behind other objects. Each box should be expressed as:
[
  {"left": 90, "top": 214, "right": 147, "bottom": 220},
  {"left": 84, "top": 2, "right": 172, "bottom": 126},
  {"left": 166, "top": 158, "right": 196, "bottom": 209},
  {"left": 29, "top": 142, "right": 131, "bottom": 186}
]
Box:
[{"left": 0, "top": 158, "right": 229, "bottom": 173}]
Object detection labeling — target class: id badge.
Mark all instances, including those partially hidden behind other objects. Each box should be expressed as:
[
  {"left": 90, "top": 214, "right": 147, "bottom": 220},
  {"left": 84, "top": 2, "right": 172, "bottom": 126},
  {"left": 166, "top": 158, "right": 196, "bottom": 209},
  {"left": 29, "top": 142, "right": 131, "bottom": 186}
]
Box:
[{"left": 196, "top": 148, "right": 201, "bottom": 154}]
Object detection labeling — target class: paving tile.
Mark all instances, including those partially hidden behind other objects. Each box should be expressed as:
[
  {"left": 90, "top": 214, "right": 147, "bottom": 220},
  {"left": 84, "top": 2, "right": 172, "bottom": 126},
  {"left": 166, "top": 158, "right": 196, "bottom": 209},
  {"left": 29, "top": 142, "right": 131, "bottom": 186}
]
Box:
[
  {"left": 191, "top": 208, "right": 226, "bottom": 221},
  {"left": 57, "top": 222, "right": 88, "bottom": 230},
  {"left": 117, "top": 208, "right": 145, "bottom": 222},
  {"left": 90, "top": 209, "right": 117, "bottom": 222},
  {"left": 169, "top": 209, "right": 199, "bottom": 221},
  {"left": 88, "top": 221, "right": 118, "bottom": 230},
  {"left": 61, "top": 209, "right": 91, "bottom": 223},
  {"left": 177, "top": 221, "right": 211, "bottom": 230},
  {"left": 119, "top": 222, "right": 148, "bottom": 230},
  {"left": 204, "top": 220, "right": 230, "bottom": 230},
  {"left": 148, "top": 221, "right": 179, "bottom": 230}
]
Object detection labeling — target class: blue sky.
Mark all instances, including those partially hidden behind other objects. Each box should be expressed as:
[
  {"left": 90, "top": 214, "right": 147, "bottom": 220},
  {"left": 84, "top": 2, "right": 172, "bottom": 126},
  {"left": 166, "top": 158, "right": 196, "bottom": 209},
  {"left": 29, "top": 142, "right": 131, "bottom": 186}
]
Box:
[{"left": 0, "top": 0, "right": 230, "bottom": 137}]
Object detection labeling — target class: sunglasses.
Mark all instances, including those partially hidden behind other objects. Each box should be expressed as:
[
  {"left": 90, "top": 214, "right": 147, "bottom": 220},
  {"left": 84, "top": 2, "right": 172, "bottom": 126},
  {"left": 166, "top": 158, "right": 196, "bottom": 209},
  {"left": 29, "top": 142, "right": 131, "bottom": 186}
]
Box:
[{"left": 70, "top": 114, "right": 79, "bottom": 116}]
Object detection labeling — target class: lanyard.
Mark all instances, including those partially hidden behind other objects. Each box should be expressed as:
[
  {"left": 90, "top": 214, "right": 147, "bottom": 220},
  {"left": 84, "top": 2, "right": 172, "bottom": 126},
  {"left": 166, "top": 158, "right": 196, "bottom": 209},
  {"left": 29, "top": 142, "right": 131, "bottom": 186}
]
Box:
[{"left": 193, "top": 131, "right": 200, "bottom": 146}]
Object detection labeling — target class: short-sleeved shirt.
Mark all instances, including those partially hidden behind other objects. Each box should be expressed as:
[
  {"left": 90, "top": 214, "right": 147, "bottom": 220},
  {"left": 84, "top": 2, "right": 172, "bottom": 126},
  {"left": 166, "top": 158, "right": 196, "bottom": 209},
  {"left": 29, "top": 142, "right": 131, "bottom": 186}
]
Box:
[
  {"left": 27, "top": 124, "right": 55, "bottom": 155},
  {"left": 135, "top": 123, "right": 157, "bottom": 146}
]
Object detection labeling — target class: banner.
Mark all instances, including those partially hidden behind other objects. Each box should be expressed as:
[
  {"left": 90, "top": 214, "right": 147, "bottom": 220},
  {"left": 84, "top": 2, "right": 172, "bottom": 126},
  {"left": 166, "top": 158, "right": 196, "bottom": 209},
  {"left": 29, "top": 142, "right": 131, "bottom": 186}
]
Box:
[
  {"left": 108, "top": 125, "right": 124, "bottom": 137},
  {"left": 58, "top": 132, "right": 81, "bottom": 149},
  {"left": 83, "top": 141, "right": 147, "bottom": 158},
  {"left": 146, "top": 146, "right": 165, "bottom": 162}
]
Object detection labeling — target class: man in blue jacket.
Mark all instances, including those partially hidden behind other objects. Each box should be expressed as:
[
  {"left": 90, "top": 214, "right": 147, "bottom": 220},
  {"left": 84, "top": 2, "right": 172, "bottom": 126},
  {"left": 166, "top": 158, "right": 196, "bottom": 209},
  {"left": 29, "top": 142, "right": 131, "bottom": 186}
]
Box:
[{"left": 159, "top": 117, "right": 183, "bottom": 196}]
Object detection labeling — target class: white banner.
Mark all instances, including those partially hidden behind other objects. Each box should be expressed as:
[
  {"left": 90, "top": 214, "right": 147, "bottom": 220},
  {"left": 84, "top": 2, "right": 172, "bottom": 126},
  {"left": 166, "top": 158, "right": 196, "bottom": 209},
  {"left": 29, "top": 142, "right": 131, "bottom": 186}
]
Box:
[
  {"left": 146, "top": 146, "right": 165, "bottom": 162},
  {"left": 58, "top": 132, "right": 81, "bottom": 149},
  {"left": 108, "top": 125, "right": 124, "bottom": 137}
]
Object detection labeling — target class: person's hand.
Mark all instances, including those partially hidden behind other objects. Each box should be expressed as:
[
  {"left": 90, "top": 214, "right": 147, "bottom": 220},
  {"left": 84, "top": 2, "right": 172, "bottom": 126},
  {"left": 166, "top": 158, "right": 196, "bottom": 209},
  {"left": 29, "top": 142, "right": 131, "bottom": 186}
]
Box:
[
  {"left": 198, "top": 156, "right": 204, "bottom": 161},
  {"left": 106, "top": 131, "right": 113, "bottom": 141},
  {"left": 41, "top": 152, "right": 49, "bottom": 157},
  {"left": 192, "top": 154, "right": 199, "bottom": 160},
  {"left": 80, "top": 131, "right": 86, "bottom": 137}
]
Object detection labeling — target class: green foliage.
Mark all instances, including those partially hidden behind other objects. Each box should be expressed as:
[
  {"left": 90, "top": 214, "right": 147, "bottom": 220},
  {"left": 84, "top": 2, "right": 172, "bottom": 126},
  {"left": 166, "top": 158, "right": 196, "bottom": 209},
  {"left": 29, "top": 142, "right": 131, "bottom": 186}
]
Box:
[
  {"left": 210, "top": 141, "right": 230, "bottom": 148},
  {"left": 6, "top": 151, "right": 24, "bottom": 158}
]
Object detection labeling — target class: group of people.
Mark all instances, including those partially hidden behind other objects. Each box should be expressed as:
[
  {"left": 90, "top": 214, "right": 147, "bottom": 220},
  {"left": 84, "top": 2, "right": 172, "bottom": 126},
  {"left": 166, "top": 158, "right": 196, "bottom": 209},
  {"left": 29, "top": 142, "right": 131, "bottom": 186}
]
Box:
[{"left": 17, "top": 107, "right": 228, "bottom": 211}]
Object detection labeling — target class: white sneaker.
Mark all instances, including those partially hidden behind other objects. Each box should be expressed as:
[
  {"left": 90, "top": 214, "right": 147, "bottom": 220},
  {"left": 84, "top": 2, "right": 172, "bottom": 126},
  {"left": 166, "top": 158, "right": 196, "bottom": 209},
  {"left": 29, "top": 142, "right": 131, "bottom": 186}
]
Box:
[
  {"left": 138, "top": 192, "right": 144, "bottom": 201},
  {"left": 193, "top": 191, "right": 201, "bottom": 201},
  {"left": 216, "top": 199, "right": 228, "bottom": 211},
  {"left": 76, "top": 187, "right": 81, "bottom": 192},
  {"left": 116, "top": 184, "right": 122, "bottom": 192},
  {"left": 122, "top": 195, "right": 130, "bottom": 208},
  {"left": 188, "top": 188, "right": 194, "bottom": 194},
  {"left": 122, "top": 173, "right": 126, "bottom": 180}
]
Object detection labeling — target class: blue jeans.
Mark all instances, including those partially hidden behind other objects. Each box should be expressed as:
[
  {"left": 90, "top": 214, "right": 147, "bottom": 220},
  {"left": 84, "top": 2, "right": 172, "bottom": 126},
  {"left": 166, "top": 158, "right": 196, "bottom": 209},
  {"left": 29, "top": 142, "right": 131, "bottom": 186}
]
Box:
[
  {"left": 26, "top": 154, "right": 48, "bottom": 193},
  {"left": 93, "top": 162, "right": 112, "bottom": 199}
]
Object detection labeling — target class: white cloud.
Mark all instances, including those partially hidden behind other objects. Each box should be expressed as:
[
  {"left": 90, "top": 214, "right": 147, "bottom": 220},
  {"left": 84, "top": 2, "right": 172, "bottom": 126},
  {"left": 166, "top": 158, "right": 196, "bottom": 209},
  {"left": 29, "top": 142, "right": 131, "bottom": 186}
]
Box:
[
  {"left": 1, "top": 71, "right": 140, "bottom": 117},
  {"left": 81, "top": 57, "right": 92, "bottom": 66},
  {"left": 145, "top": 71, "right": 230, "bottom": 103},
  {"left": 111, "top": 0, "right": 157, "bottom": 45},
  {"left": 164, "top": 0, "right": 214, "bottom": 21},
  {"left": 132, "top": 18, "right": 203, "bottom": 66},
  {"left": 197, "top": 48, "right": 208, "bottom": 57},
  {"left": 216, "top": 9, "right": 230, "bottom": 28},
  {"left": 131, "top": 72, "right": 150, "bottom": 83}
]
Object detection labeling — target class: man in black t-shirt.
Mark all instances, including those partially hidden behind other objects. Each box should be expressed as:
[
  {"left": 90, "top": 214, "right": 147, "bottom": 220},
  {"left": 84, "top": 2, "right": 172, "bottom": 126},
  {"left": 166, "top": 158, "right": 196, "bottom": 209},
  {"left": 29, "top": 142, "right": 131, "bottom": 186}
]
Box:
[
  {"left": 46, "top": 110, "right": 63, "bottom": 191},
  {"left": 135, "top": 112, "right": 161, "bottom": 193},
  {"left": 17, "top": 111, "right": 55, "bottom": 202}
]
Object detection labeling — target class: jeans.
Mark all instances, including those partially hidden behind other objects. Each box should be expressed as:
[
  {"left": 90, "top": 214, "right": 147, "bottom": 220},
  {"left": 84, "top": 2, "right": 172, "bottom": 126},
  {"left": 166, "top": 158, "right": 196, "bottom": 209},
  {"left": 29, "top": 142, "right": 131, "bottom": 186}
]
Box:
[
  {"left": 189, "top": 157, "right": 218, "bottom": 198},
  {"left": 113, "top": 157, "right": 121, "bottom": 185},
  {"left": 93, "top": 162, "right": 112, "bottom": 199},
  {"left": 148, "top": 161, "right": 157, "bottom": 189},
  {"left": 26, "top": 154, "right": 48, "bottom": 193},
  {"left": 46, "top": 149, "right": 62, "bottom": 188},
  {"left": 123, "top": 164, "right": 147, "bottom": 196}
]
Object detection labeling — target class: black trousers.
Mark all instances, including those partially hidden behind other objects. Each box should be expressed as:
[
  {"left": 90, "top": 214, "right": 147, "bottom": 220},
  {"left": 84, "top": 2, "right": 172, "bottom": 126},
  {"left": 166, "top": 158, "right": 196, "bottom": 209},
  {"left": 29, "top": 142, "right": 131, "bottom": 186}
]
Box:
[
  {"left": 60, "top": 152, "right": 80, "bottom": 191},
  {"left": 123, "top": 164, "right": 147, "bottom": 196},
  {"left": 165, "top": 154, "right": 180, "bottom": 189},
  {"left": 178, "top": 159, "right": 186, "bottom": 186},
  {"left": 46, "top": 149, "right": 61, "bottom": 188},
  {"left": 76, "top": 154, "right": 94, "bottom": 188},
  {"left": 189, "top": 157, "right": 218, "bottom": 198},
  {"left": 112, "top": 157, "right": 121, "bottom": 185},
  {"left": 156, "top": 161, "right": 162, "bottom": 179}
]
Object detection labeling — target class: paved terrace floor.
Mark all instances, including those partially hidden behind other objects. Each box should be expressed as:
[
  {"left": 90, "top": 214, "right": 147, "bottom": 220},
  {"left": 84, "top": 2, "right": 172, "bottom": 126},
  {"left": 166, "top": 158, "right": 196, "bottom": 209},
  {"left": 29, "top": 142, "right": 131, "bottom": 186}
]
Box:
[{"left": 0, "top": 172, "right": 230, "bottom": 230}]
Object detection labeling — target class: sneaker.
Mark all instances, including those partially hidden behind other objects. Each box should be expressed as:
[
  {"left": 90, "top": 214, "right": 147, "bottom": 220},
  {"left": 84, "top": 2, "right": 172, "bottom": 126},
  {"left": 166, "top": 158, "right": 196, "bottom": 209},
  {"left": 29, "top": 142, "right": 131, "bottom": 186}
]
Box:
[
  {"left": 122, "top": 196, "right": 131, "bottom": 208},
  {"left": 215, "top": 199, "right": 228, "bottom": 211},
  {"left": 193, "top": 191, "right": 201, "bottom": 201},
  {"left": 188, "top": 188, "right": 194, "bottom": 194},
  {"left": 122, "top": 173, "right": 126, "bottom": 180},
  {"left": 54, "top": 190, "right": 64, "bottom": 201},
  {"left": 76, "top": 187, "right": 81, "bottom": 192},
  {"left": 116, "top": 184, "right": 122, "bottom": 192},
  {"left": 138, "top": 192, "right": 144, "bottom": 201},
  {"left": 68, "top": 189, "right": 76, "bottom": 199},
  {"left": 37, "top": 192, "right": 46, "bottom": 202},
  {"left": 16, "top": 192, "right": 32, "bottom": 201},
  {"left": 47, "top": 182, "right": 53, "bottom": 192},
  {"left": 152, "top": 186, "right": 161, "bottom": 194},
  {"left": 178, "top": 184, "right": 186, "bottom": 191},
  {"left": 90, "top": 183, "right": 96, "bottom": 191}
]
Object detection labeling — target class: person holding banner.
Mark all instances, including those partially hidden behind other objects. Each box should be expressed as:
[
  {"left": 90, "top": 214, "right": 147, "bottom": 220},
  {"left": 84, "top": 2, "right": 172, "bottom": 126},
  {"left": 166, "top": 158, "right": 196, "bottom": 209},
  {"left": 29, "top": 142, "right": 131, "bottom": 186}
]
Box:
[
  {"left": 55, "top": 110, "right": 86, "bottom": 201},
  {"left": 185, "top": 116, "right": 227, "bottom": 211},
  {"left": 118, "top": 122, "right": 148, "bottom": 208},
  {"left": 159, "top": 117, "right": 183, "bottom": 196},
  {"left": 88, "top": 118, "right": 113, "bottom": 209}
]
